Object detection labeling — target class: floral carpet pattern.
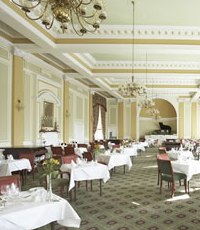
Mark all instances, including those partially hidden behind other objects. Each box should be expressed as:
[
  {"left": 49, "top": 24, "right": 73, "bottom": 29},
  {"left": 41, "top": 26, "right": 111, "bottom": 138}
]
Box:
[{"left": 23, "top": 148, "right": 200, "bottom": 230}]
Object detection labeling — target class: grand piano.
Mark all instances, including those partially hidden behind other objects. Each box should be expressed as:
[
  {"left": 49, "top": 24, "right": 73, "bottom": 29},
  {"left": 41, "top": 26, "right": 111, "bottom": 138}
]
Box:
[{"left": 159, "top": 122, "right": 171, "bottom": 134}]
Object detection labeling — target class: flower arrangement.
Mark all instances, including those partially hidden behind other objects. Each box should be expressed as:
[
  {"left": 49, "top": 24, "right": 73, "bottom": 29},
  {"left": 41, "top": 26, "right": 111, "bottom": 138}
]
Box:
[{"left": 41, "top": 158, "right": 60, "bottom": 177}]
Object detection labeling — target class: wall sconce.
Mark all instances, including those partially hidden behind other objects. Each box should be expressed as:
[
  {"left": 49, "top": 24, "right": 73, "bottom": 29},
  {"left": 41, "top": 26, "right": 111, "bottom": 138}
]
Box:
[
  {"left": 65, "top": 109, "right": 70, "bottom": 118},
  {"left": 16, "top": 99, "right": 24, "bottom": 111}
]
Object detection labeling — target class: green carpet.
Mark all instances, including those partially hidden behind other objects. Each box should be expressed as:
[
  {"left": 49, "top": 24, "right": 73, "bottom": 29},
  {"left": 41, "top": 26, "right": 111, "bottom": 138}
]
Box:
[{"left": 23, "top": 147, "right": 200, "bottom": 230}]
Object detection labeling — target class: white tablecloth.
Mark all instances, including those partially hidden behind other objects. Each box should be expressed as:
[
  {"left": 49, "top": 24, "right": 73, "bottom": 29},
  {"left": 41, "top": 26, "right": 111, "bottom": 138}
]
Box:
[
  {"left": 167, "top": 150, "right": 194, "bottom": 160},
  {"left": 0, "top": 159, "right": 32, "bottom": 176},
  {"left": 131, "top": 143, "right": 146, "bottom": 152},
  {"left": 74, "top": 148, "right": 87, "bottom": 158},
  {"left": 123, "top": 147, "right": 138, "bottom": 157},
  {"left": 172, "top": 159, "right": 200, "bottom": 181},
  {"left": 0, "top": 189, "right": 81, "bottom": 229},
  {"left": 97, "top": 153, "right": 132, "bottom": 171},
  {"left": 62, "top": 161, "right": 110, "bottom": 191}
]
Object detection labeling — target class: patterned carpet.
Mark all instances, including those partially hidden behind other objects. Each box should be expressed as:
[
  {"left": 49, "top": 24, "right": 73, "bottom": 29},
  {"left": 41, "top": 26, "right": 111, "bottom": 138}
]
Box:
[{"left": 23, "top": 147, "right": 200, "bottom": 230}]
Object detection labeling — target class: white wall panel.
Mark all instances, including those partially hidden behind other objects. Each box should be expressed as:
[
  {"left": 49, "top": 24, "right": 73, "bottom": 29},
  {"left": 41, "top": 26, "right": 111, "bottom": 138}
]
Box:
[{"left": 0, "top": 48, "right": 12, "bottom": 147}]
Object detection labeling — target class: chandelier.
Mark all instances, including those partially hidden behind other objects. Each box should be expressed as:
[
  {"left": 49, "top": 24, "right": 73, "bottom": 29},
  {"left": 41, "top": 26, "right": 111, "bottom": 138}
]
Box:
[
  {"left": 118, "top": 1, "right": 146, "bottom": 98},
  {"left": 11, "top": 0, "right": 107, "bottom": 35},
  {"left": 118, "top": 77, "right": 147, "bottom": 98},
  {"left": 138, "top": 97, "right": 155, "bottom": 109},
  {"left": 147, "top": 107, "right": 161, "bottom": 120}
]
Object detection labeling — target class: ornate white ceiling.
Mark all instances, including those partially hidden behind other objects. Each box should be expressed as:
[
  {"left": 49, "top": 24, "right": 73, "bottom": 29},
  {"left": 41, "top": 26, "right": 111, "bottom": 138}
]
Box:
[{"left": 1, "top": 0, "right": 200, "bottom": 100}]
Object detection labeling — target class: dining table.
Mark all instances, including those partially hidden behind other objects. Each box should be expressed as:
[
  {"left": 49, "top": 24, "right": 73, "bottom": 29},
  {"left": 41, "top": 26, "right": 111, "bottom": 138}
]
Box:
[
  {"left": 0, "top": 188, "right": 81, "bottom": 230},
  {"left": 171, "top": 159, "right": 200, "bottom": 181},
  {"left": 96, "top": 151, "right": 132, "bottom": 171},
  {"left": 60, "top": 160, "right": 110, "bottom": 200},
  {"left": 0, "top": 159, "right": 32, "bottom": 177},
  {"left": 167, "top": 149, "right": 194, "bottom": 161}
]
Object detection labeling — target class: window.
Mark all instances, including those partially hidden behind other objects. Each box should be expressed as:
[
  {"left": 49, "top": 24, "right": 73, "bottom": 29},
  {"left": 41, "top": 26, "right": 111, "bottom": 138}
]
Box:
[{"left": 94, "top": 106, "right": 103, "bottom": 140}]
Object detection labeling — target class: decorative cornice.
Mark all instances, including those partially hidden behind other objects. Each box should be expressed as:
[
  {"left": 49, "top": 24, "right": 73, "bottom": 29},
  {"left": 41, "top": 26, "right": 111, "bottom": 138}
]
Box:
[{"left": 56, "top": 25, "right": 200, "bottom": 39}]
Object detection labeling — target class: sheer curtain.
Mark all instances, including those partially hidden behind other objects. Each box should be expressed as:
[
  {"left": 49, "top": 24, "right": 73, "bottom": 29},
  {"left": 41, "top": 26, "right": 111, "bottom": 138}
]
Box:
[
  {"left": 92, "top": 93, "right": 107, "bottom": 140},
  {"left": 94, "top": 106, "right": 103, "bottom": 140}
]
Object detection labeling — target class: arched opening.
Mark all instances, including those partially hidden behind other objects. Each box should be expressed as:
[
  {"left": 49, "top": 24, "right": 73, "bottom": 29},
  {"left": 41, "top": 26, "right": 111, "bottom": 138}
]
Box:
[{"left": 139, "top": 98, "right": 177, "bottom": 139}]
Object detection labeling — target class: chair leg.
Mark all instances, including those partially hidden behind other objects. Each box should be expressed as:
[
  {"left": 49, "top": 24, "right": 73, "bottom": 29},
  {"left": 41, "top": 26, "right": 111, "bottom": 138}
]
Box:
[
  {"left": 100, "top": 179, "right": 102, "bottom": 196},
  {"left": 160, "top": 179, "right": 162, "bottom": 194},
  {"left": 157, "top": 171, "right": 160, "bottom": 185},
  {"left": 171, "top": 182, "right": 175, "bottom": 198}
]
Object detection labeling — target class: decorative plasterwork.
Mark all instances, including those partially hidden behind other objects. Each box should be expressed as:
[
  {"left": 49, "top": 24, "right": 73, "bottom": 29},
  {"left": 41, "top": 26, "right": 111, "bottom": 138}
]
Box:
[
  {"left": 92, "top": 61, "right": 200, "bottom": 69},
  {"left": 37, "top": 90, "right": 61, "bottom": 106},
  {"left": 55, "top": 25, "right": 200, "bottom": 39}
]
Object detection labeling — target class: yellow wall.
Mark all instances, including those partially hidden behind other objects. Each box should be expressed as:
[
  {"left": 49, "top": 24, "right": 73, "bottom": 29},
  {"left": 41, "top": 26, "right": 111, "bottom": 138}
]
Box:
[
  {"left": 118, "top": 102, "right": 124, "bottom": 139},
  {"left": 191, "top": 102, "right": 197, "bottom": 139},
  {"left": 131, "top": 102, "right": 137, "bottom": 140},
  {"left": 12, "top": 55, "right": 24, "bottom": 145},
  {"left": 63, "top": 81, "right": 69, "bottom": 143},
  {"left": 140, "top": 99, "right": 176, "bottom": 118},
  {"left": 179, "top": 102, "right": 184, "bottom": 138},
  {"left": 89, "top": 93, "right": 93, "bottom": 142}
]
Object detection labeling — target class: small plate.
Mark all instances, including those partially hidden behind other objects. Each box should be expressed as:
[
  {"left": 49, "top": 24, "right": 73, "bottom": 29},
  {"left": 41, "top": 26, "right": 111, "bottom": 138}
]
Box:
[{"left": 29, "top": 187, "right": 44, "bottom": 192}]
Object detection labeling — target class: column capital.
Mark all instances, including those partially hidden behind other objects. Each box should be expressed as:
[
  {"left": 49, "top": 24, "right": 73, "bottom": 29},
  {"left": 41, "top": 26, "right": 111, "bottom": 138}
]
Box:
[{"left": 11, "top": 47, "right": 26, "bottom": 58}]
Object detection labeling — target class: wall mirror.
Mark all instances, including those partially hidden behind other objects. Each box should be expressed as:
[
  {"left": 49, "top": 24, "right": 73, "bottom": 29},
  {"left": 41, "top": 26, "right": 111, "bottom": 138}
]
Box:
[{"left": 42, "top": 101, "right": 54, "bottom": 129}]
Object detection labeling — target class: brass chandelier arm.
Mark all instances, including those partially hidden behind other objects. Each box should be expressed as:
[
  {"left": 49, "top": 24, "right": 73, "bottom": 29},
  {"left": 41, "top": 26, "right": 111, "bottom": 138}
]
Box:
[
  {"left": 45, "top": 15, "right": 54, "bottom": 30},
  {"left": 12, "top": 0, "right": 41, "bottom": 10},
  {"left": 11, "top": 0, "right": 106, "bottom": 34},
  {"left": 24, "top": 1, "right": 50, "bottom": 21}
]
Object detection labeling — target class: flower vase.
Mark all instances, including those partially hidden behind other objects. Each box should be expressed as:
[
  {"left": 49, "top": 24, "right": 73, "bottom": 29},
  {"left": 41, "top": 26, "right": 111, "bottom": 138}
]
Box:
[{"left": 46, "top": 173, "right": 52, "bottom": 201}]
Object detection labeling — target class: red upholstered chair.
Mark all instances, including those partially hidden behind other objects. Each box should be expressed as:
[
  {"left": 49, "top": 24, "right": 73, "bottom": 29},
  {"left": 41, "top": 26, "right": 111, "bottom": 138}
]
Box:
[
  {"left": 19, "top": 152, "right": 37, "bottom": 182},
  {"left": 77, "top": 143, "right": 88, "bottom": 148},
  {"left": 61, "top": 155, "right": 77, "bottom": 164},
  {"left": 0, "top": 175, "right": 21, "bottom": 194},
  {"left": 82, "top": 151, "right": 93, "bottom": 161},
  {"left": 64, "top": 146, "right": 75, "bottom": 156},
  {"left": 158, "top": 147, "right": 167, "bottom": 154}
]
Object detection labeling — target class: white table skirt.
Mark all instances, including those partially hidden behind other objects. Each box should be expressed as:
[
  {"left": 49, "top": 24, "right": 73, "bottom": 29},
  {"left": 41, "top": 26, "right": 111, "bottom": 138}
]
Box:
[
  {"left": 0, "top": 159, "right": 32, "bottom": 176},
  {"left": 171, "top": 160, "right": 200, "bottom": 181},
  {"left": 62, "top": 161, "right": 110, "bottom": 191},
  {"left": 0, "top": 190, "right": 81, "bottom": 229},
  {"left": 123, "top": 147, "right": 138, "bottom": 157},
  {"left": 97, "top": 153, "right": 132, "bottom": 171},
  {"left": 131, "top": 143, "right": 146, "bottom": 152}
]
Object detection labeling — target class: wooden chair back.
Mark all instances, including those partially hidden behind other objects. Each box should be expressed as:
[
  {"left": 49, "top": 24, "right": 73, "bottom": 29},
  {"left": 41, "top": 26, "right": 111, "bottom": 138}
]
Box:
[
  {"left": 0, "top": 175, "right": 21, "bottom": 194},
  {"left": 61, "top": 155, "right": 77, "bottom": 164}
]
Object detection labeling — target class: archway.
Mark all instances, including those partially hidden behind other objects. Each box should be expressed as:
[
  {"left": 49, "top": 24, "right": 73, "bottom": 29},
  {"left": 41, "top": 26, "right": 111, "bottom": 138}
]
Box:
[{"left": 139, "top": 98, "right": 177, "bottom": 139}]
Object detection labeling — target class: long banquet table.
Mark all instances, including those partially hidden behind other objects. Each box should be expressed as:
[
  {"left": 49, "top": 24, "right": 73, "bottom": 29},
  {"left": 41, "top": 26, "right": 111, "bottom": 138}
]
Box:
[{"left": 0, "top": 189, "right": 81, "bottom": 229}]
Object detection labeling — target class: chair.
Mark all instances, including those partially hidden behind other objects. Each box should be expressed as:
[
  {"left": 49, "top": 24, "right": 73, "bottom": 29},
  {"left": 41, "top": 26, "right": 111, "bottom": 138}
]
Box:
[
  {"left": 64, "top": 146, "right": 75, "bottom": 156},
  {"left": 19, "top": 152, "right": 37, "bottom": 182},
  {"left": 158, "top": 146, "right": 167, "bottom": 154},
  {"left": 60, "top": 155, "right": 77, "bottom": 180},
  {"left": 0, "top": 175, "right": 21, "bottom": 194},
  {"left": 82, "top": 151, "right": 93, "bottom": 161},
  {"left": 61, "top": 155, "right": 77, "bottom": 164},
  {"left": 156, "top": 155, "right": 189, "bottom": 197},
  {"left": 157, "top": 154, "right": 169, "bottom": 185},
  {"left": 77, "top": 143, "right": 88, "bottom": 148}
]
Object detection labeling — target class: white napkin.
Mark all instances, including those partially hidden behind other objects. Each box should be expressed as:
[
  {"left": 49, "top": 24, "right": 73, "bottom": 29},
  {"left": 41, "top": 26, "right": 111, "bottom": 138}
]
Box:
[{"left": 71, "top": 160, "right": 77, "bottom": 168}]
